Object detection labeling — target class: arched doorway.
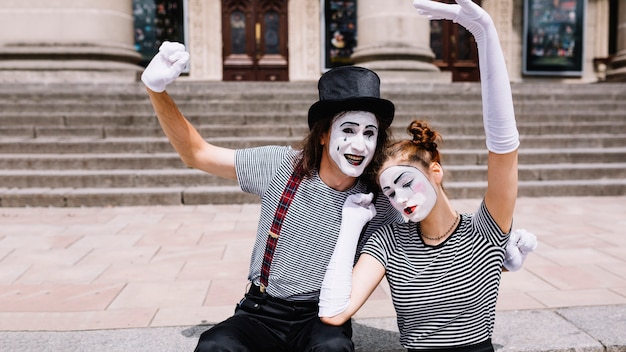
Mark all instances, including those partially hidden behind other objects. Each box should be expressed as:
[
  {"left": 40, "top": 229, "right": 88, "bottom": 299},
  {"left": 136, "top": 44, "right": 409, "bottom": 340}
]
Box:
[{"left": 222, "top": 0, "right": 289, "bottom": 81}]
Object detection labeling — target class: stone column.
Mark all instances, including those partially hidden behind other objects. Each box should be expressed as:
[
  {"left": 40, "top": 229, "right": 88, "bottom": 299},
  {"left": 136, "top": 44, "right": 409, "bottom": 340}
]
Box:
[
  {"left": 351, "top": 0, "right": 450, "bottom": 83},
  {"left": 606, "top": 0, "right": 626, "bottom": 81},
  {"left": 288, "top": 0, "right": 322, "bottom": 81},
  {"left": 0, "top": 0, "right": 141, "bottom": 83}
]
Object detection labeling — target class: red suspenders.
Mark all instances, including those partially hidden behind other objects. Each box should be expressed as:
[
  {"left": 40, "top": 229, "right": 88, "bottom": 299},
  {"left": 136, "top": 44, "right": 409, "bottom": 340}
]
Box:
[{"left": 259, "top": 170, "right": 303, "bottom": 293}]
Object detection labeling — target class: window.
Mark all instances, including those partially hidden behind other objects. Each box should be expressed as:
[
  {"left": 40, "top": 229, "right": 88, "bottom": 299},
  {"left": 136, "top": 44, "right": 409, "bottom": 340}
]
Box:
[
  {"left": 133, "top": 0, "right": 187, "bottom": 67},
  {"left": 324, "top": 0, "right": 358, "bottom": 69}
]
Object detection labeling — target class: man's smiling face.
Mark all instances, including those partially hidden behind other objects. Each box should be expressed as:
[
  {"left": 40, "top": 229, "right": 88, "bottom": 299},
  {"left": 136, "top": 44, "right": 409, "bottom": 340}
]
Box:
[{"left": 328, "top": 111, "right": 379, "bottom": 177}]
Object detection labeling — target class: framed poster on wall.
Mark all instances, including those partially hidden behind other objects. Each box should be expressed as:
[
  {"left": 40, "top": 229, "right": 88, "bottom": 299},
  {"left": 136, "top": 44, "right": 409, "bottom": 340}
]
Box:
[
  {"left": 523, "top": 0, "right": 586, "bottom": 76},
  {"left": 323, "top": 0, "right": 358, "bottom": 69},
  {"left": 133, "top": 0, "right": 188, "bottom": 68}
]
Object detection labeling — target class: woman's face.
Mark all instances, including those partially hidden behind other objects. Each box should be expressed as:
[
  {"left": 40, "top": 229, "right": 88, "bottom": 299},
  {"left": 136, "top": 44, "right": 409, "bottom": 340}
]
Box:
[
  {"left": 328, "top": 111, "right": 379, "bottom": 177},
  {"left": 379, "top": 165, "right": 437, "bottom": 222}
]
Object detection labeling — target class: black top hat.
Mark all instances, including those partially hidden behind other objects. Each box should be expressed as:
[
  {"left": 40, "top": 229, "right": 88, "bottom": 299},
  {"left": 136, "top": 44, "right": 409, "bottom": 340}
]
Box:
[{"left": 308, "top": 66, "right": 395, "bottom": 129}]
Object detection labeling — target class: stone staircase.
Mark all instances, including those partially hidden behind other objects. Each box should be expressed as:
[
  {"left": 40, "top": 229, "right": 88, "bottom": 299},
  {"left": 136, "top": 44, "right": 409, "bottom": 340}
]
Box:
[{"left": 0, "top": 81, "right": 625, "bottom": 207}]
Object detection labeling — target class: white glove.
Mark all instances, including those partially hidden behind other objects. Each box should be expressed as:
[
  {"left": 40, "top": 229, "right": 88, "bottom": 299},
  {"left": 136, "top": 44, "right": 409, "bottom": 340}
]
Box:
[
  {"left": 141, "top": 41, "right": 190, "bottom": 93},
  {"left": 503, "top": 229, "right": 538, "bottom": 271},
  {"left": 413, "top": 0, "right": 519, "bottom": 154},
  {"left": 319, "top": 193, "right": 376, "bottom": 317}
]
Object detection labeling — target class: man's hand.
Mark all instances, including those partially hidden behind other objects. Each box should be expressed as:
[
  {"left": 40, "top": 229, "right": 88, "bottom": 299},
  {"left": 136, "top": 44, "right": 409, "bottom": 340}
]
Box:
[
  {"left": 141, "top": 41, "right": 190, "bottom": 93},
  {"left": 342, "top": 193, "right": 376, "bottom": 229}
]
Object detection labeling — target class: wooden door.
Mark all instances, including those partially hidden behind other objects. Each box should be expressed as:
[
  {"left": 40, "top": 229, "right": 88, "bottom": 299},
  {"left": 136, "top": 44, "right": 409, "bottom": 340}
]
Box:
[
  {"left": 429, "top": 0, "right": 481, "bottom": 82},
  {"left": 222, "top": 0, "right": 289, "bottom": 81}
]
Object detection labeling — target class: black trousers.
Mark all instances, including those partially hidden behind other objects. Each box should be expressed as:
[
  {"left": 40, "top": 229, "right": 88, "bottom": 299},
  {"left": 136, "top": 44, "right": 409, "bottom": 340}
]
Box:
[
  {"left": 407, "top": 339, "right": 494, "bottom": 352},
  {"left": 194, "top": 285, "right": 354, "bottom": 352}
]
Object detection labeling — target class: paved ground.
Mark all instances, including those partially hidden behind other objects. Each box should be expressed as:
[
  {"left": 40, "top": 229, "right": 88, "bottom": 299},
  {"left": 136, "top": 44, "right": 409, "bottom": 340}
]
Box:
[{"left": 0, "top": 196, "right": 625, "bottom": 351}]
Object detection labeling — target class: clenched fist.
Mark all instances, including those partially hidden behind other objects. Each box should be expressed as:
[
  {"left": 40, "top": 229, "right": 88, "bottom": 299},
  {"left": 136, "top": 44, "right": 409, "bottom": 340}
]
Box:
[{"left": 141, "top": 41, "right": 190, "bottom": 93}]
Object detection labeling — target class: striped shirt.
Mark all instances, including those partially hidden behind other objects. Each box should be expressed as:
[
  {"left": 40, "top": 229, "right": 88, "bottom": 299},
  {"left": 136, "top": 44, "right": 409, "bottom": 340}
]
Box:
[
  {"left": 235, "top": 146, "right": 402, "bottom": 301},
  {"left": 362, "top": 201, "right": 507, "bottom": 349}
]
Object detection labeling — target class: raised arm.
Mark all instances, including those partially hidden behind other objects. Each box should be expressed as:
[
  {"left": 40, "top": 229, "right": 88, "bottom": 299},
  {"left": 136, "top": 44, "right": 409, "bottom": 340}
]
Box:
[
  {"left": 413, "top": 0, "right": 519, "bottom": 231},
  {"left": 142, "top": 42, "right": 237, "bottom": 180},
  {"left": 319, "top": 193, "right": 385, "bottom": 326}
]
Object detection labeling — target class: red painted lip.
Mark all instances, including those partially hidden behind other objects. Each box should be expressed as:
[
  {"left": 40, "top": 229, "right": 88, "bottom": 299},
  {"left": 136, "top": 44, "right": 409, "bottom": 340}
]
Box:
[{"left": 404, "top": 205, "right": 416, "bottom": 215}]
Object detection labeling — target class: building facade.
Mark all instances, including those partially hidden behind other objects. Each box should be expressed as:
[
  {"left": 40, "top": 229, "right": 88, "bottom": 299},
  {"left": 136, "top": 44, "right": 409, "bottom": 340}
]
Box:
[{"left": 0, "top": 0, "right": 623, "bottom": 83}]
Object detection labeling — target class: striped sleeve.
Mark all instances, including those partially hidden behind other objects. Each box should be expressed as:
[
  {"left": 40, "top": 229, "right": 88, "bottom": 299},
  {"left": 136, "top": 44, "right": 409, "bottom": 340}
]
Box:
[
  {"left": 473, "top": 200, "right": 509, "bottom": 248},
  {"left": 361, "top": 224, "right": 396, "bottom": 268},
  {"left": 234, "top": 146, "right": 294, "bottom": 197}
]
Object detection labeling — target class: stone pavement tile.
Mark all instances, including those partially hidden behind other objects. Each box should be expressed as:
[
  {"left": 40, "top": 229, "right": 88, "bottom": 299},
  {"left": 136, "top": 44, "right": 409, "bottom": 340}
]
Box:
[
  {"left": 151, "top": 305, "right": 235, "bottom": 327},
  {"left": 0, "top": 263, "right": 29, "bottom": 284},
  {"left": 538, "top": 232, "right": 616, "bottom": 249},
  {"left": 150, "top": 245, "right": 226, "bottom": 266},
  {"left": 222, "top": 239, "right": 255, "bottom": 260},
  {"left": 500, "top": 269, "right": 557, "bottom": 292},
  {"left": 177, "top": 260, "right": 249, "bottom": 281},
  {"left": 117, "top": 222, "right": 182, "bottom": 237},
  {"left": 159, "top": 211, "right": 217, "bottom": 227},
  {"left": 0, "top": 309, "right": 156, "bottom": 331},
  {"left": 136, "top": 228, "right": 204, "bottom": 247},
  {"left": 58, "top": 223, "right": 127, "bottom": 237},
  {"left": 599, "top": 245, "right": 626, "bottom": 262},
  {"left": 16, "top": 264, "right": 109, "bottom": 284},
  {"left": 612, "top": 286, "right": 626, "bottom": 297},
  {"left": 69, "top": 233, "right": 141, "bottom": 248},
  {"left": 78, "top": 245, "right": 160, "bottom": 265},
  {"left": 203, "top": 278, "right": 249, "bottom": 307},
  {"left": 94, "top": 262, "right": 185, "bottom": 284},
  {"left": 107, "top": 281, "right": 210, "bottom": 310},
  {"left": 527, "top": 264, "right": 626, "bottom": 290},
  {"left": 536, "top": 247, "right": 623, "bottom": 266},
  {"left": 496, "top": 292, "right": 545, "bottom": 311},
  {"left": 520, "top": 247, "right": 562, "bottom": 267},
  {"left": 527, "top": 288, "right": 626, "bottom": 308},
  {"left": 557, "top": 305, "right": 626, "bottom": 352},
  {"left": 0, "top": 233, "right": 82, "bottom": 250},
  {"left": 198, "top": 229, "right": 257, "bottom": 245},
  {"left": 594, "top": 231, "right": 626, "bottom": 247},
  {"left": 0, "top": 327, "right": 198, "bottom": 352},
  {"left": 1, "top": 247, "right": 92, "bottom": 266},
  {"left": 0, "top": 283, "right": 125, "bottom": 312},
  {"left": 492, "top": 309, "right": 604, "bottom": 352},
  {"left": 2, "top": 207, "right": 115, "bottom": 226}
]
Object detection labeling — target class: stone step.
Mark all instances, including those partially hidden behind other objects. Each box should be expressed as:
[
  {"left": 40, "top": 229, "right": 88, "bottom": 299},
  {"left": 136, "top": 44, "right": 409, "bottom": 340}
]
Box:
[
  {"left": 1, "top": 148, "right": 624, "bottom": 170},
  {"left": 1, "top": 81, "right": 623, "bottom": 99},
  {"left": 1, "top": 163, "right": 624, "bottom": 189},
  {"left": 0, "top": 134, "right": 624, "bottom": 154},
  {"left": 2, "top": 121, "right": 626, "bottom": 139},
  {"left": 0, "top": 169, "right": 237, "bottom": 188},
  {"left": 2, "top": 179, "right": 625, "bottom": 207},
  {"left": 1, "top": 81, "right": 624, "bottom": 207},
  {"left": 3, "top": 110, "right": 626, "bottom": 129},
  {"left": 4, "top": 100, "right": 626, "bottom": 118}
]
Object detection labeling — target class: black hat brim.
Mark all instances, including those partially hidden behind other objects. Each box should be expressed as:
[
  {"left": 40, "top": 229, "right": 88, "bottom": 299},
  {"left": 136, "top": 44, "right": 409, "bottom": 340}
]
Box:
[{"left": 307, "top": 97, "right": 395, "bottom": 130}]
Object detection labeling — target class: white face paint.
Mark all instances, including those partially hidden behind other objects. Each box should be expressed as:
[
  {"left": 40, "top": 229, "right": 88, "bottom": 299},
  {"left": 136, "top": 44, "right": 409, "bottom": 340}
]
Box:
[
  {"left": 328, "top": 111, "right": 379, "bottom": 177},
  {"left": 379, "top": 165, "right": 437, "bottom": 222}
]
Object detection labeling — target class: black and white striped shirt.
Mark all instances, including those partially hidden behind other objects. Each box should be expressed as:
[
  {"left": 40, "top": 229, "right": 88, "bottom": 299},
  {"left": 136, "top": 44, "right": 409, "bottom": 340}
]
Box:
[
  {"left": 235, "top": 146, "right": 402, "bottom": 300},
  {"left": 362, "top": 201, "right": 507, "bottom": 349}
]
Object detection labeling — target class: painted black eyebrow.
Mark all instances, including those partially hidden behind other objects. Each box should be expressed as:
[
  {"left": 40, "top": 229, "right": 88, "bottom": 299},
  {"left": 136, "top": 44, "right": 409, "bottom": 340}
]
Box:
[
  {"left": 393, "top": 172, "right": 409, "bottom": 185},
  {"left": 339, "top": 121, "right": 379, "bottom": 131}
]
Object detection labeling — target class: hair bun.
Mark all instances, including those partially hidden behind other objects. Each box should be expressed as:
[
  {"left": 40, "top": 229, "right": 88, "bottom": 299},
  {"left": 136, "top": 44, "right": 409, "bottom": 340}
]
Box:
[{"left": 408, "top": 120, "right": 439, "bottom": 152}]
